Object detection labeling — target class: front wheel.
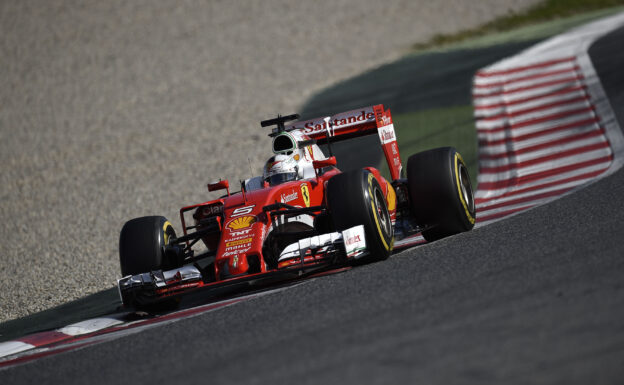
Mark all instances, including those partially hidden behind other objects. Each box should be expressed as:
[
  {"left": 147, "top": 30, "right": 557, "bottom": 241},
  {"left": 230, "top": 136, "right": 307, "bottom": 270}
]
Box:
[
  {"left": 327, "top": 169, "right": 394, "bottom": 262},
  {"left": 119, "top": 216, "right": 177, "bottom": 276},
  {"left": 407, "top": 147, "right": 475, "bottom": 242}
]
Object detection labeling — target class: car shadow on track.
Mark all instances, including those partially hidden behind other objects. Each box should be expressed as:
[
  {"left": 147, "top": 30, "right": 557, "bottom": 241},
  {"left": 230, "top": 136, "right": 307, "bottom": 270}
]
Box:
[
  {"left": 0, "top": 288, "right": 120, "bottom": 343},
  {"left": 0, "top": 266, "right": 360, "bottom": 343}
]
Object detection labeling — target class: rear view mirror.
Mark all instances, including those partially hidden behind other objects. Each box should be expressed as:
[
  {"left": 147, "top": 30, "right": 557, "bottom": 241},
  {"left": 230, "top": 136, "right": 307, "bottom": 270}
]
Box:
[
  {"left": 312, "top": 156, "right": 337, "bottom": 169},
  {"left": 207, "top": 179, "right": 230, "bottom": 195}
]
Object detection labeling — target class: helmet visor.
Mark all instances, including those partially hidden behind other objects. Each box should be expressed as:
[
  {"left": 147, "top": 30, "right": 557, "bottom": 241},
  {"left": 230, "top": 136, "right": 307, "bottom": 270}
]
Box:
[{"left": 267, "top": 172, "right": 298, "bottom": 186}]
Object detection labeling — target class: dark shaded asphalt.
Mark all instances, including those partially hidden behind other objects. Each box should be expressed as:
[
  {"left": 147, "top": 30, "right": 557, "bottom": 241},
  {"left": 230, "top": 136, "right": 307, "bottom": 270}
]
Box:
[
  {"left": 0, "top": 289, "right": 119, "bottom": 343},
  {"left": 303, "top": 40, "right": 540, "bottom": 173},
  {"left": 300, "top": 40, "right": 540, "bottom": 119},
  {"left": 589, "top": 25, "right": 624, "bottom": 131},
  {"left": 4, "top": 19, "right": 624, "bottom": 385},
  {"left": 0, "top": 29, "right": 543, "bottom": 345},
  {"left": 5, "top": 0, "right": 541, "bottom": 321},
  {"left": 4, "top": 161, "right": 624, "bottom": 385}
]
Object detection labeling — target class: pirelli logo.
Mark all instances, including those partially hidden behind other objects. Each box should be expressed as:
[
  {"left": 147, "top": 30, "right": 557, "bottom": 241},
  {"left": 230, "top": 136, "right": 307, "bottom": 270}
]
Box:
[{"left": 225, "top": 237, "right": 252, "bottom": 247}]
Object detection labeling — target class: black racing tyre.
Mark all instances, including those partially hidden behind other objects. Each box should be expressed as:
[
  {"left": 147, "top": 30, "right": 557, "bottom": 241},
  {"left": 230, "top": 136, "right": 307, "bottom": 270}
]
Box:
[
  {"left": 407, "top": 147, "right": 475, "bottom": 242},
  {"left": 327, "top": 169, "right": 393, "bottom": 262},
  {"left": 119, "top": 216, "right": 177, "bottom": 276}
]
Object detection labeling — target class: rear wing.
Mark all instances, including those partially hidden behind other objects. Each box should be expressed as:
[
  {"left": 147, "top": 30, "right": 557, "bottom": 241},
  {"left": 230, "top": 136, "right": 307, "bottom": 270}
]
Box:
[{"left": 285, "top": 104, "right": 403, "bottom": 180}]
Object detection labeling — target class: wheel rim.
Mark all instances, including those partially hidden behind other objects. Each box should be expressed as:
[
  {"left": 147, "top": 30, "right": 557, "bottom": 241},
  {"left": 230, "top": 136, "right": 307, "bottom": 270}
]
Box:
[
  {"left": 373, "top": 187, "right": 392, "bottom": 238},
  {"left": 458, "top": 163, "right": 475, "bottom": 213}
]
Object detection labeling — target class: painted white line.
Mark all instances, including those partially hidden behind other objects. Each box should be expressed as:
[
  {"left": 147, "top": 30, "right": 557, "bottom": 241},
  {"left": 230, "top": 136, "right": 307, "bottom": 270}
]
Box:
[
  {"left": 477, "top": 148, "right": 612, "bottom": 182},
  {"left": 477, "top": 100, "right": 591, "bottom": 130},
  {"left": 475, "top": 160, "right": 612, "bottom": 199},
  {"left": 477, "top": 194, "right": 570, "bottom": 218},
  {"left": 473, "top": 11, "right": 624, "bottom": 227},
  {"left": 474, "top": 85, "right": 586, "bottom": 112},
  {"left": 474, "top": 78, "right": 584, "bottom": 107},
  {"left": 0, "top": 282, "right": 309, "bottom": 368},
  {"left": 477, "top": 111, "right": 597, "bottom": 141},
  {"left": 474, "top": 70, "right": 581, "bottom": 97},
  {"left": 394, "top": 235, "right": 425, "bottom": 248},
  {"left": 475, "top": 88, "right": 587, "bottom": 117},
  {"left": 474, "top": 59, "right": 577, "bottom": 85},
  {"left": 476, "top": 176, "right": 595, "bottom": 208},
  {"left": 0, "top": 341, "right": 36, "bottom": 358},
  {"left": 479, "top": 136, "right": 609, "bottom": 168},
  {"left": 476, "top": 204, "right": 537, "bottom": 222},
  {"left": 3, "top": 9, "right": 624, "bottom": 371},
  {"left": 58, "top": 317, "right": 125, "bottom": 337},
  {"left": 479, "top": 123, "right": 602, "bottom": 155}
]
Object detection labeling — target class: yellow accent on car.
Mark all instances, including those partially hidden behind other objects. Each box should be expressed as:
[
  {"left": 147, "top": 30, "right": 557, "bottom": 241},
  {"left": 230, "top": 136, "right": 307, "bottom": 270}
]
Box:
[
  {"left": 367, "top": 174, "right": 392, "bottom": 251},
  {"left": 163, "top": 221, "right": 173, "bottom": 245},
  {"left": 226, "top": 237, "right": 253, "bottom": 247},
  {"left": 386, "top": 183, "right": 396, "bottom": 212},
  {"left": 300, "top": 183, "right": 310, "bottom": 207},
  {"left": 454, "top": 153, "right": 475, "bottom": 224},
  {"left": 227, "top": 216, "right": 257, "bottom": 230}
]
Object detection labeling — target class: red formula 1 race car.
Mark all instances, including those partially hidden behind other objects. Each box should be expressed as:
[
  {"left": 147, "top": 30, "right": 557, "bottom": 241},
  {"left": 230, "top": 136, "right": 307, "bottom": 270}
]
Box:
[{"left": 117, "top": 105, "right": 475, "bottom": 309}]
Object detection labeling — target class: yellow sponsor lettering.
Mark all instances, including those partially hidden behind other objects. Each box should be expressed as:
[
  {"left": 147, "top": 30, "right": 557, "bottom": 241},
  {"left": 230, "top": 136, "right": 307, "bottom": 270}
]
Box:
[{"left": 225, "top": 237, "right": 253, "bottom": 247}]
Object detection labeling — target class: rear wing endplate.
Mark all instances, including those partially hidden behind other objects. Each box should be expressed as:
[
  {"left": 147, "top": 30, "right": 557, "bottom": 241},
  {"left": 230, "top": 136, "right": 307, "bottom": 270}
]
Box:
[{"left": 285, "top": 104, "right": 403, "bottom": 180}]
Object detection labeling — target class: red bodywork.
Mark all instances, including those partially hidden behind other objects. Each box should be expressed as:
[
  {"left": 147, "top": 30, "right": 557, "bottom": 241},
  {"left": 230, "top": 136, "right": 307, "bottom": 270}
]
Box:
[
  {"left": 179, "top": 167, "right": 395, "bottom": 282},
  {"left": 182, "top": 168, "right": 339, "bottom": 278},
  {"left": 120, "top": 104, "right": 402, "bottom": 304}
]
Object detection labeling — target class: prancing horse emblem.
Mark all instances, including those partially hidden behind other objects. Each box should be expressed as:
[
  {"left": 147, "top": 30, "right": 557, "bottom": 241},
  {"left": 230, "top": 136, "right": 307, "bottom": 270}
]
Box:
[{"left": 300, "top": 183, "right": 310, "bottom": 207}]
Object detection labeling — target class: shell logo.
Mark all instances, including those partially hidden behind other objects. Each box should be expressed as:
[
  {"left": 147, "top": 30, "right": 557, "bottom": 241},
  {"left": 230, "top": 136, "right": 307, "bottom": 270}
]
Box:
[{"left": 227, "top": 216, "right": 256, "bottom": 231}]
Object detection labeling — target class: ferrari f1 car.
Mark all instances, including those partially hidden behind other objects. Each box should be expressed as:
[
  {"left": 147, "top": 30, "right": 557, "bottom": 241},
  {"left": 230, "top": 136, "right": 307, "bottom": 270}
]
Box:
[{"left": 118, "top": 104, "right": 475, "bottom": 309}]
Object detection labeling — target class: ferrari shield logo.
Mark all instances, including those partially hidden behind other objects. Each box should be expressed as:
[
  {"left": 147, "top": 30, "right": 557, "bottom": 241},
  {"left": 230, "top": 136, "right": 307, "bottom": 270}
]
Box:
[{"left": 300, "top": 183, "right": 310, "bottom": 207}]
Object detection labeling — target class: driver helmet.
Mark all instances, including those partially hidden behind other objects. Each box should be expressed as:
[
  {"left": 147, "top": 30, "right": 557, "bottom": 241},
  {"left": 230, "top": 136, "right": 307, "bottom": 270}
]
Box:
[{"left": 263, "top": 154, "right": 299, "bottom": 186}]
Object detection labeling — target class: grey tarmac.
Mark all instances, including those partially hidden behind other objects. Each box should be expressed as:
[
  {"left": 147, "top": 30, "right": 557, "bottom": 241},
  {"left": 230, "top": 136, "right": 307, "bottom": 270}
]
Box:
[{"left": 0, "top": 0, "right": 542, "bottom": 323}]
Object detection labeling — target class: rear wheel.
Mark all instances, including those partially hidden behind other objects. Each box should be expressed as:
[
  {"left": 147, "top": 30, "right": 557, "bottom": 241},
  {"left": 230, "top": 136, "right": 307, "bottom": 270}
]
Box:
[
  {"left": 119, "top": 216, "right": 177, "bottom": 276},
  {"left": 407, "top": 147, "right": 475, "bottom": 242},
  {"left": 327, "top": 169, "right": 393, "bottom": 262}
]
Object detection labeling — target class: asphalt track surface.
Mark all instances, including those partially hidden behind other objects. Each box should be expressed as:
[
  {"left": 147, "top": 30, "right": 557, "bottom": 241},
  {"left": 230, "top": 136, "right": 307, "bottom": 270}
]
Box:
[
  {"left": 3, "top": 165, "right": 624, "bottom": 384},
  {"left": 301, "top": 40, "right": 539, "bottom": 173},
  {"left": 3, "top": 31, "right": 624, "bottom": 384},
  {"left": 590, "top": 25, "right": 624, "bottom": 130},
  {"left": 0, "top": 0, "right": 543, "bottom": 324}
]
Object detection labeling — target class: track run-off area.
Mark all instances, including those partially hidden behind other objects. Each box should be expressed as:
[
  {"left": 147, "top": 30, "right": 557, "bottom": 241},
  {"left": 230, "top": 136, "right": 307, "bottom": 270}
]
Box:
[{"left": 2, "top": 11, "right": 624, "bottom": 385}]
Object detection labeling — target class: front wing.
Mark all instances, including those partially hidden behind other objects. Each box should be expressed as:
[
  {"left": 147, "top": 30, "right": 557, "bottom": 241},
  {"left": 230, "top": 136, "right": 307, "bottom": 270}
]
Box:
[{"left": 117, "top": 225, "right": 367, "bottom": 307}]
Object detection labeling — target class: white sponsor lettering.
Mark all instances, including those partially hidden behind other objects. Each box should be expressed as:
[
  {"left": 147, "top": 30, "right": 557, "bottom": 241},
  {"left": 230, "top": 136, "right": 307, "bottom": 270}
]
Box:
[
  {"left": 280, "top": 191, "right": 298, "bottom": 203},
  {"left": 229, "top": 228, "right": 252, "bottom": 237},
  {"left": 225, "top": 233, "right": 254, "bottom": 242},
  {"left": 232, "top": 205, "right": 255, "bottom": 217},
  {"left": 378, "top": 124, "right": 396, "bottom": 145},
  {"left": 222, "top": 248, "right": 251, "bottom": 257},
  {"left": 345, "top": 234, "right": 362, "bottom": 246},
  {"left": 286, "top": 108, "right": 376, "bottom": 135},
  {"left": 225, "top": 242, "right": 251, "bottom": 250},
  {"left": 342, "top": 225, "right": 367, "bottom": 259},
  {"left": 202, "top": 205, "right": 223, "bottom": 216}
]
